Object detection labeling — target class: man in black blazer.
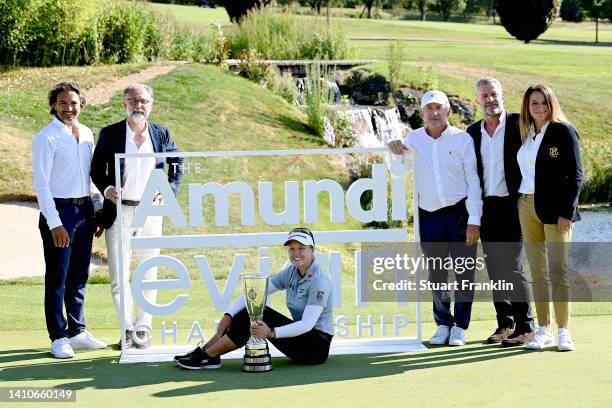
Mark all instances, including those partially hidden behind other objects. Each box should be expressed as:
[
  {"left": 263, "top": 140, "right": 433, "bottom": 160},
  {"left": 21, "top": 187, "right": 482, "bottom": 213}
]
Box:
[
  {"left": 91, "top": 83, "right": 183, "bottom": 349},
  {"left": 466, "top": 77, "right": 534, "bottom": 346}
]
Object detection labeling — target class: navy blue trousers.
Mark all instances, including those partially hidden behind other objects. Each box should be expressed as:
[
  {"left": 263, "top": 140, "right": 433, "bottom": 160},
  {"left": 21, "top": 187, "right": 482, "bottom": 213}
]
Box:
[
  {"left": 39, "top": 199, "right": 94, "bottom": 341},
  {"left": 419, "top": 199, "right": 476, "bottom": 330}
]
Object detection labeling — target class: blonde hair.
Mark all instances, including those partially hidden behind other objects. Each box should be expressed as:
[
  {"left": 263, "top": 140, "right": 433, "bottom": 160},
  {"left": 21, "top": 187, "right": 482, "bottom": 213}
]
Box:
[{"left": 519, "top": 84, "right": 569, "bottom": 142}]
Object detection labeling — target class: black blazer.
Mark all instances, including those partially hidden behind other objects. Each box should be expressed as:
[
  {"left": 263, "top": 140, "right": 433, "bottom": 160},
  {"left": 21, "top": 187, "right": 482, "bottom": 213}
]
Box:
[
  {"left": 530, "top": 122, "right": 582, "bottom": 224},
  {"left": 91, "top": 120, "right": 184, "bottom": 229},
  {"left": 466, "top": 112, "right": 523, "bottom": 197}
]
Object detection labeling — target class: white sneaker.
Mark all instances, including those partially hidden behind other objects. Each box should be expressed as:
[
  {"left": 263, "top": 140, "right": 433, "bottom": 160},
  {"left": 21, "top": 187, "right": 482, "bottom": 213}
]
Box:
[
  {"left": 526, "top": 326, "right": 554, "bottom": 350},
  {"left": 51, "top": 338, "right": 74, "bottom": 359},
  {"left": 558, "top": 328, "right": 575, "bottom": 352},
  {"left": 449, "top": 326, "right": 466, "bottom": 346},
  {"left": 68, "top": 330, "right": 107, "bottom": 349},
  {"left": 429, "top": 325, "right": 450, "bottom": 345}
]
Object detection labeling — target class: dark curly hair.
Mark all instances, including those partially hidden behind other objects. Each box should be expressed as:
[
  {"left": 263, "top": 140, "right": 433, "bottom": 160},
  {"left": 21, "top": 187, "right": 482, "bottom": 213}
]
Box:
[{"left": 48, "top": 82, "right": 86, "bottom": 115}]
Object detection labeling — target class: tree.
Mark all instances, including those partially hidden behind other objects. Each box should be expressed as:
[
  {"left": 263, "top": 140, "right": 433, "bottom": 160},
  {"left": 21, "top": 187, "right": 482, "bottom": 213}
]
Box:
[
  {"left": 305, "top": 0, "right": 324, "bottom": 13},
  {"left": 417, "top": 0, "right": 429, "bottom": 19},
  {"left": 223, "top": 0, "right": 272, "bottom": 23},
  {"left": 581, "top": 0, "right": 612, "bottom": 42},
  {"left": 431, "top": 0, "right": 466, "bottom": 20},
  {"left": 495, "top": 0, "right": 558, "bottom": 43},
  {"left": 362, "top": 0, "right": 376, "bottom": 17},
  {"left": 560, "top": 0, "right": 585, "bottom": 22}
]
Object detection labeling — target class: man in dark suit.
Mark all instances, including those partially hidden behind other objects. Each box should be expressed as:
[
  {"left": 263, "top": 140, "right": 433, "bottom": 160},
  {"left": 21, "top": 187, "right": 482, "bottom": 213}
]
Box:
[
  {"left": 466, "top": 77, "right": 534, "bottom": 346},
  {"left": 91, "top": 83, "right": 183, "bottom": 349}
]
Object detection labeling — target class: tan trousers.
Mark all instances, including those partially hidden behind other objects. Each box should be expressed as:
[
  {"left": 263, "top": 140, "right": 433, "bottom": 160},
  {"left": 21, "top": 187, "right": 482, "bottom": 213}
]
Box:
[{"left": 518, "top": 194, "right": 571, "bottom": 328}]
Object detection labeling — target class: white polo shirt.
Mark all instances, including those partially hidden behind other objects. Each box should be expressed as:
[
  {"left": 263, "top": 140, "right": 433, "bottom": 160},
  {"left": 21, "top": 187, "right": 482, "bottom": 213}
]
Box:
[
  {"left": 32, "top": 117, "right": 94, "bottom": 229},
  {"left": 122, "top": 121, "right": 156, "bottom": 201},
  {"left": 480, "top": 111, "right": 509, "bottom": 197},
  {"left": 403, "top": 124, "right": 482, "bottom": 225},
  {"left": 517, "top": 122, "right": 550, "bottom": 194}
]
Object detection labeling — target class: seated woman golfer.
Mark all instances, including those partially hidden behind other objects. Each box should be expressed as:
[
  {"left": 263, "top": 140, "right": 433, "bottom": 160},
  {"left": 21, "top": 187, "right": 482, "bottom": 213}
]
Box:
[{"left": 175, "top": 227, "right": 334, "bottom": 369}]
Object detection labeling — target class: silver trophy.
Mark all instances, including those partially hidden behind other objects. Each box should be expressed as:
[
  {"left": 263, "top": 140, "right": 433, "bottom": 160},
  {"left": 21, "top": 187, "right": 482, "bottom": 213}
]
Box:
[{"left": 242, "top": 274, "right": 273, "bottom": 372}]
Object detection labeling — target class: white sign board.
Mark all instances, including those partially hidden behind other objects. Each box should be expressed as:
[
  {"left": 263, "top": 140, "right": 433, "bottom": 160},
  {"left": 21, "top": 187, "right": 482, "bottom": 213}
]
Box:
[{"left": 114, "top": 148, "right": 426, "bottom": 363}]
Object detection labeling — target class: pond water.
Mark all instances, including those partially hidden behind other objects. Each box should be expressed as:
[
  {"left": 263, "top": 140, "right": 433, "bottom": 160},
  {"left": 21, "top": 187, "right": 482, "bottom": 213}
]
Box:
[{"left": 572, "top": 208, "right": 612, "bottom": 242}]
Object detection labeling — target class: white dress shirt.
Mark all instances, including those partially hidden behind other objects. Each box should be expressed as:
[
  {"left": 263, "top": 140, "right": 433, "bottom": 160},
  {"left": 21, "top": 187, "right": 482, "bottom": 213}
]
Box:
[
  {"left": 480, "top": 111, "right": 509, "bottom": 197},
  {"left": 517, "top": 122, "right": 550, "bottom": 194},
  {"left": 32, "top": 117, "right": 95, "bottom": 229},
  {"left": 403, "top": 125, "right": 483, "bottom": 225},
  {"left": 121, "top": 121, "right": 156, "bottom": 201}
]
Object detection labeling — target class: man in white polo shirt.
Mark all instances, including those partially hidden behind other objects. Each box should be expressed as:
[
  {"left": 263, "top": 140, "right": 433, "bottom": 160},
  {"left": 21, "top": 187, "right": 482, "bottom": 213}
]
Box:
[
  {"left": 91, "top": 83, "right": 183, "bottom": 349},
  {"left": 389, "top": 90, "right": 482, "bottom": 346},
  {"left": 33, "top": 82, "right": 107, "bottom": 359},
  {"left": 466, "top": 77, "right": 534, "bottom": 346}
]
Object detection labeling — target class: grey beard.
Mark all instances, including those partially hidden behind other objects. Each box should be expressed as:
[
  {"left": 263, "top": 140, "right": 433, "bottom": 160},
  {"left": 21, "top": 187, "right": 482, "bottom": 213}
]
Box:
[{"left": 129, "top": 113, "right": 147, "bottom": 123}]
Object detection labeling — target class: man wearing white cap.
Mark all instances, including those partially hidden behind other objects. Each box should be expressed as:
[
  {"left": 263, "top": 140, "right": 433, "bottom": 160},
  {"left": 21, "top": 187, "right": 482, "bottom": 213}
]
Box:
[{"left": 389, "top": 90, "right": 482, "bottom": 346}]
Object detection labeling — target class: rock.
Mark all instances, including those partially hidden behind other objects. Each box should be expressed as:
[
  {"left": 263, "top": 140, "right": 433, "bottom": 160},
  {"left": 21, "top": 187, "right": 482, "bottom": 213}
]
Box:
[
  {"left": 339, "top": 69, "right": 390, "bottom": 106},
  {"left": 448, "top": 96, "right": 475, "bottom": 125}
]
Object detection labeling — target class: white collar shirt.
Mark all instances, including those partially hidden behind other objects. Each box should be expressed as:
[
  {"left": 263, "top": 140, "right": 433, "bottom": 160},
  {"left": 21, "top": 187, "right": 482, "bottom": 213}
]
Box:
[
  {"left": 480, "top": 110, "right": 509, "bottom": 197},
  {"left": 517, "top": 122, "right": 550, "bottom": 194},
  {"left": 32, "top": 116, "right": 94, "bottom": 229},
  {"left": 122, "top": 120, "right": 156, "bottom": 201},
  {"left": 403, "top": 125, "right": 483, "bottom": 225}
]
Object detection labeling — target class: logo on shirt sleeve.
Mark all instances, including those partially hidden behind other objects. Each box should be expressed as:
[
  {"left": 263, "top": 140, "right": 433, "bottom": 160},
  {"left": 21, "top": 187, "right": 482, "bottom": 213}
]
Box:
[{"left": 316, "top": 291, "right": 324, "bottom": 301}]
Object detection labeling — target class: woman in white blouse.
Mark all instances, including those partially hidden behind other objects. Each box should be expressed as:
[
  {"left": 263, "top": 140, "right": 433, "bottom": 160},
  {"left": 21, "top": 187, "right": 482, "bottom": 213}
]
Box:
[{"left": 516, "top": 84, "right": 582, "bottom": 352}]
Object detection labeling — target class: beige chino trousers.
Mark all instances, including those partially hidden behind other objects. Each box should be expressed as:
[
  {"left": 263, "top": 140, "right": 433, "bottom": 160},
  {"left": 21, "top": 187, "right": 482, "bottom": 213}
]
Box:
[{"left": 518, "top": 194, "right": 571, "bottom": 328}]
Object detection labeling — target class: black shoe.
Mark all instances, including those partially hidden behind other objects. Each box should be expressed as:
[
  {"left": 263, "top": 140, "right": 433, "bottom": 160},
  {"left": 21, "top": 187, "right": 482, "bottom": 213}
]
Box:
[
  {"left": 176, "top": 347, "right": 221, "bottom": 370},
  {"left": 173, "top": 342, "right": 205, "bottom": 363}
]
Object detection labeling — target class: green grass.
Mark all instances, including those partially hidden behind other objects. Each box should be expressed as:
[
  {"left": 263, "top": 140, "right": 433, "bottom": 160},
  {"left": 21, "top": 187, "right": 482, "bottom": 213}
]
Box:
[
  {"left": 322, "top": 17, "right": 612, "bottom": 143},
  {"left": 2, "top": 317, "right": 612, "bottom": 407},
  {"left": 1, "top": 10, "right": 611, "bottom": 406},
  {"left": 151, "top": 7, "right": 612, "bottom": 202},
  {"left": 149, "top": 2, "right": 230, "bottom": 30},
  {"left": 1, "top": 280, "right": 611, "bottom": 407},
  {"left": 0, "top": 63, "right": 149, "bottom": 199}
]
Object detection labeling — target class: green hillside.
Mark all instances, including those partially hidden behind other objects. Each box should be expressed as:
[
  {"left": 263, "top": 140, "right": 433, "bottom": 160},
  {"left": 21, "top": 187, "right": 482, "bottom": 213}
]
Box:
[{"left": 0, "top": 64, "right": 325, "bottom": 199}]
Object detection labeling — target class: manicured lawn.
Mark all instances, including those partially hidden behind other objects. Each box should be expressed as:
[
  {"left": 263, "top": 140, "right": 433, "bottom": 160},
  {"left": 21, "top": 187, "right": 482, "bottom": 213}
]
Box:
[
  {"left": 1, "top": 280, "right": 611, "bottom": 407},
  {"left": 149, "top": 2, "right": 230, "bottom": 30},
  {"left": 0, "top": 11, "right": 610, "bottom": 405},
  {"left": 0, "top": 63, "right": 149, "bottom": 199}
]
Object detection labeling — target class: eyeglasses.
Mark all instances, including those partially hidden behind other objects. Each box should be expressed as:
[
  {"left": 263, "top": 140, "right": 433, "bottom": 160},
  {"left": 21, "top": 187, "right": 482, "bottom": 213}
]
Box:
[{"left": 125, "top": 98, "right": 152, "bottom": 106}]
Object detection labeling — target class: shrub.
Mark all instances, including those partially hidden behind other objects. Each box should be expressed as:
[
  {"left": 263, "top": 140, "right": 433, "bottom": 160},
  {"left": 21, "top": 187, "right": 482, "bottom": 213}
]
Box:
[
  {"left": 387, "top": 40, "right": 405, "bottom": 102},
  {"left": 304, "top": 63, "right": 334, "bottom": 137},
  {"left": 0, "top": 0, "right": 211, "bottom": 66},
  {"left": 236, "top": 49, "right": 271, "bottom": 82},
  {"left": 331, "top": 112, "right": 357, "bottom": 148},
  {"left": 208, "top": 23, "right": 230, "bottom": 65},
  {"left": 226, "top": 9, "right": 352, "bottom": 60},
  {"left": 265, "top": 68, "right": 299, "bottom": 105},
  {"left": 581, "top": 139, "right": 612, "bottom": 203}
]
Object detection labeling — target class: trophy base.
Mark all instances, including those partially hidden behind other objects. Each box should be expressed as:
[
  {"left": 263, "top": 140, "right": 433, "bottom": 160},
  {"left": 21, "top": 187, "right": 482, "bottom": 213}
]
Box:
[{"left": 243, "top": 343, "right": 273, "bottom": 372}]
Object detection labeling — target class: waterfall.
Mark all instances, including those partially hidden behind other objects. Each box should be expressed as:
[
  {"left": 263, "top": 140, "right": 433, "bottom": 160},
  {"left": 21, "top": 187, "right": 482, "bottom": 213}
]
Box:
[{"left": 325, "top": 106, "right": 410, "bottom": 148}]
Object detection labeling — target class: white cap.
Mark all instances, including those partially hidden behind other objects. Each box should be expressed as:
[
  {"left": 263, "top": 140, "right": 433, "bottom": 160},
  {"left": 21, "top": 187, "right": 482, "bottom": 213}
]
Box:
[
  {"left": 284, "top": 230, "right": 315, "bottom": 246},
  {"left": 421, "top": 90, "right": 449, "bottom": 108}
]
